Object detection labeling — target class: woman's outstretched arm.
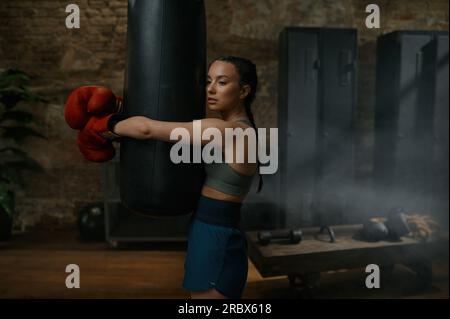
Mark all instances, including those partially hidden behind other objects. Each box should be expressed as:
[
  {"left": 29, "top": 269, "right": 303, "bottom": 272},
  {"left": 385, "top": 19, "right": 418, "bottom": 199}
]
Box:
[{"left": 114, "top": 116, "right": 248, "bottom": 145}]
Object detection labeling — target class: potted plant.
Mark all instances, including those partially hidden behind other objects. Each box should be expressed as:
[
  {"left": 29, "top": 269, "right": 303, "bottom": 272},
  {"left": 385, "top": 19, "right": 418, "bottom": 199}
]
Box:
[{"left": 0, "top": 69, "right": 47, "bottom": 240}]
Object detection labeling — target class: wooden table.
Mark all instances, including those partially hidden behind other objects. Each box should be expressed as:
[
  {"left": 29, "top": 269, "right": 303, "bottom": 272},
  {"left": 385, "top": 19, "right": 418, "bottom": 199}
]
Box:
[{"left": 246, "top": 225, "right": 449, "bottom": 291}]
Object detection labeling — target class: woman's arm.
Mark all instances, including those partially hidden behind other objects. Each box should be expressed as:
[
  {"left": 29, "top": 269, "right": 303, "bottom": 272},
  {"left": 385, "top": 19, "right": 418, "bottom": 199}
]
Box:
[
  {"left": 113, "top": 116, "right": 152, "bottom": 140},
  {"left": 114, "top": 116, "right": 247, "bottom": 145}
]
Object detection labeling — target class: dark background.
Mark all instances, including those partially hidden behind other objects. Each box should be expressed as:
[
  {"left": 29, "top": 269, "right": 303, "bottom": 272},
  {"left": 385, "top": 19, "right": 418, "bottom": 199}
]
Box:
[{"left": 0, "top": 0, "right": 448, "bottom": 231}]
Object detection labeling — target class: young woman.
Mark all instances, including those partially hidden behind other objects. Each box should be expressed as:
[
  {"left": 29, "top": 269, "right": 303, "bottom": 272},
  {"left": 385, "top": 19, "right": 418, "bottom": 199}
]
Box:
[{"left": 111, "top": 56, "right": 263, "bottom": 299}]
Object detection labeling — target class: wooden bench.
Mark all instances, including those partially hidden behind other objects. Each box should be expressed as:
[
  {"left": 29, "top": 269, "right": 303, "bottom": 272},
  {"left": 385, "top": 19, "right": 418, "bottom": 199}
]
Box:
[{"left": 246, "top": 225, "right": 449, "bottom": 292}]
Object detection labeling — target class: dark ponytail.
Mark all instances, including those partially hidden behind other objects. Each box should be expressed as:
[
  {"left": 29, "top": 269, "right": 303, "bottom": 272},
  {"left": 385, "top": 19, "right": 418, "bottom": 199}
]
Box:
[{"left": 210, "top": 56, "right": 263, "bottom": 193}]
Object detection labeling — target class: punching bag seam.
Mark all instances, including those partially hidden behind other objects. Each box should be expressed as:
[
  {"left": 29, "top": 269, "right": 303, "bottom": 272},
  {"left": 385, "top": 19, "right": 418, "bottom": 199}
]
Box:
[{"left": 150, "top": 0, "right": 167, "bottom": 204}]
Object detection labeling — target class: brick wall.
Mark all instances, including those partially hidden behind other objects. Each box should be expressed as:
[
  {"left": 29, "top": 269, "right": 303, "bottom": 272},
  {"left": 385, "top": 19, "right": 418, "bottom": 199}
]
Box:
[{"left": 0, "top": 0, "right": 448, "bottom": 230}]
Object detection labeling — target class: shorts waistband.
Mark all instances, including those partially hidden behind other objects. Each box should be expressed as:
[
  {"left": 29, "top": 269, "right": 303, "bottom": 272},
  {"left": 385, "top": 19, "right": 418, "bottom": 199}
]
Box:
[{"left": 194, "top": 195, "right": 242, "bottom": 228}]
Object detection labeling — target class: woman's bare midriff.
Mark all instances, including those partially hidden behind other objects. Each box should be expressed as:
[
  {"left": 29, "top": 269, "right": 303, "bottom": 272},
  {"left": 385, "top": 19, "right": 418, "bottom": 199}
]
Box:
[{"left": 201, "top": 185, "right": 245, "bottom": 203}]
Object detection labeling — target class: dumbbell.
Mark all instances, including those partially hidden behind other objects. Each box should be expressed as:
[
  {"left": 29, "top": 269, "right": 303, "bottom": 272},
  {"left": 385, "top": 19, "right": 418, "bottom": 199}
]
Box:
[{"left": 258, "top": 229, "right": 303, "bottom": 246}]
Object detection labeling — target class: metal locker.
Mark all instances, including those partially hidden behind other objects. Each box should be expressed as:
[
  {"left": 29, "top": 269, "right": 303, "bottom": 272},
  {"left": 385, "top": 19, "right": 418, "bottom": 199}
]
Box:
[
  {"left": 424, "top": 34, "right": 449, "bottom": 222},
  {"left": 374, "top": 31, "right": 449, "bottom": 219},
  {"left": 278, "top": 27, "right": 357, "bottom": 228},
  {"left": 316, "top": 29, "right": 357, "bottom": 226},
  {"left": 279, "top": 28, "right": 320, "bottom": 228}
]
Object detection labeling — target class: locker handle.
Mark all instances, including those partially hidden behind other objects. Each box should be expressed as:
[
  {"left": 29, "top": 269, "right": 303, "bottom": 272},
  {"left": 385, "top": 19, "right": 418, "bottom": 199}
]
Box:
[
  {"left": 339, "top": 50, "right": 353, "bottom": 86},
  {"left": 305, "top": 49, "right": 316, "bottom": 83},
  {"left": 314, "top": 59, "right": 321, "bottom": 70},
  {"left": 416, "top": 51, "right": 423, "bottom": 79}
]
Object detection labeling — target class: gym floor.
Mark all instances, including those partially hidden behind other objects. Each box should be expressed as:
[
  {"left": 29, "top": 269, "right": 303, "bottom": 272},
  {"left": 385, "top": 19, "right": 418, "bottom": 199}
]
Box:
[{"left": 0, "top": 230, "right": 448, "bottom": 299}]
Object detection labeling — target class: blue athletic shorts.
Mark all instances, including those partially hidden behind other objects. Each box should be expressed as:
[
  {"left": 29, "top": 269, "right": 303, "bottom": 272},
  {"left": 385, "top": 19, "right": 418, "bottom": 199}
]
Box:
[{"left": 182, "top": 196, "right": 248, "bottom": 299}]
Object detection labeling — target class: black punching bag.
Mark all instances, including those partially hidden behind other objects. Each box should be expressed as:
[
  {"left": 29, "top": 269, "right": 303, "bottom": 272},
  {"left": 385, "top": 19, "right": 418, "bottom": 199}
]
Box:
[{"left": 121, "top": 0, "right": 206, "bottom": 216}]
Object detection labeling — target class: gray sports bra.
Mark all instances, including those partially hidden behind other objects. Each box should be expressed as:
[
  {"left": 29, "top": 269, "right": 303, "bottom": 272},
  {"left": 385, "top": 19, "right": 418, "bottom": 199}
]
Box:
[{"left": 203, "top": 119, "right": 256, "bottom": 196}]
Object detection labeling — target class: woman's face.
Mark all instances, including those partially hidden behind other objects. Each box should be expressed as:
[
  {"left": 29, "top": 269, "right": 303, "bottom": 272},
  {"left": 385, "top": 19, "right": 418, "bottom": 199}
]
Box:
[{"left": 206, "top": 61, "right": 248, "bottom": 112}]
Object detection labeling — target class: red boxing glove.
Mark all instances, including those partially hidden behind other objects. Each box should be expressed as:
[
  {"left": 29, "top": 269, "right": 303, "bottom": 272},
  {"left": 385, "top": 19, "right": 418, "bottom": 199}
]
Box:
[
  {"left": 65, "top": 86, "right": 124, "bottom": 162},
  {"left": 77, "top": 114, "right": 118, "bottom": 162},
  {"left": 65, "top": 86, "right": 122, "bottom": 130}
]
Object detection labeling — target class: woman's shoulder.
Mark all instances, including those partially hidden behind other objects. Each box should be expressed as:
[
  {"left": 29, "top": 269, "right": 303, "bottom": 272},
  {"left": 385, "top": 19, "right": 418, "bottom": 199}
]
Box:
[{"left": 203, "top": 117, "right": 253, "bottom": 130}]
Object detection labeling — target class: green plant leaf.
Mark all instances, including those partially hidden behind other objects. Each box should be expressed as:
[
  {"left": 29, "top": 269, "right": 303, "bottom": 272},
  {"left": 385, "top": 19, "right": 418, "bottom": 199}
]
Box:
[
  {"left": 2, "top": 157, "right": 45, "bottom": 173},
  {"left": 0, "top": 147, "right": 44, "bottom": 187},
  {"left": 0, "top": 90, "right": 23, "bottom": 109},
  {"left": 0, "top": 86, "right": 48, "bottom": 109},
  {"left": 0, "top": 69, "right": 47, "bottom": 219},
  {"left": 0, "top": 110, "right": 36, "bottom": 125},
  {"left": 0, "top": 147, "right": 28, "bottom": 158},
  {"left": 0, "top": 69, "right": 31, "bottom": 89},
  {"left": 0, "top": 164, "right": 25, "bottom": 188},
  {"left": 0, "top": 126, "right": 47, "bottom": 142},
  {"left": 0, "top": 183, "right": 15, "bottom": 218}
]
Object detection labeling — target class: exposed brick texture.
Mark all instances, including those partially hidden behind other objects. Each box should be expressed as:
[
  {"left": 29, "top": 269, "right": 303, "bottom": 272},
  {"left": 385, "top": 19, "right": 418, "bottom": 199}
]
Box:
[{"left": 0, "top": 0, "right": 447, "bottom": 229}]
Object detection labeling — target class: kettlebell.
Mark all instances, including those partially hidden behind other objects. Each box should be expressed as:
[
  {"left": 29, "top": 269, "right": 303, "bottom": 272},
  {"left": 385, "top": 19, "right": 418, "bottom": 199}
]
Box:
[
  {"left": 77, "top": 202, "right": 105, "bottom": 241},
  {"left": 361, "top": 220, "right": 389, "bottom": 241},
  {"left": 385, "top": 209, "right": 411, "bottom": 240}
]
